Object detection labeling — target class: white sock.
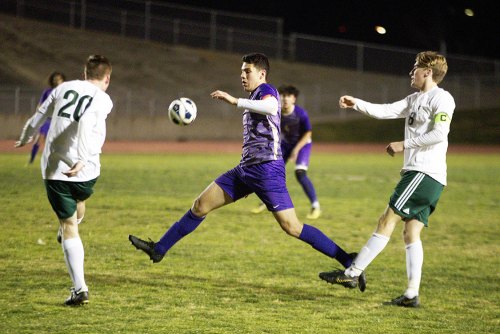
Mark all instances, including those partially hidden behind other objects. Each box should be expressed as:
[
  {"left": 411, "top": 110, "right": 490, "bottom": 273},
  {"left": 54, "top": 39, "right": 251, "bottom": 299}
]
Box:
[
  {"left": 62, "top": 237, "right": 88, "bottom": 293},
  {"left": 312, "top": 201, "right": 320, "bottom": 209},
  {"left": 62, "top": 242, "right": 75, "bottom": 285},
  {"left": 345, "top": 233, "right": 390, "bottom": 277},
  {"left": 404, "top": 240, "right": 423, "bottom": 298}
]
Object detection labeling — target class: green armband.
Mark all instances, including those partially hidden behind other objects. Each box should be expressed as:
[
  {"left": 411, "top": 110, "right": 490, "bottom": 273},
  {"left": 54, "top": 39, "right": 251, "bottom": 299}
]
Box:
[{"left": 434, "top": 112, "right": 451, "bottom": 123}]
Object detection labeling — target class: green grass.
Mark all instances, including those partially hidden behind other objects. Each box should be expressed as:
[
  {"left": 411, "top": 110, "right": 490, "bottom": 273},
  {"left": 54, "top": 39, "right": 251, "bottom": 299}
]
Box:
[{"left": 0, "top": 152, "right": 499, "bottom": 333}]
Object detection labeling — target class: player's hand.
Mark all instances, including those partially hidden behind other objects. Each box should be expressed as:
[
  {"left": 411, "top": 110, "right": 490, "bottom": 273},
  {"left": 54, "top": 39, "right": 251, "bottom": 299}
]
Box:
[
  {"left": 339, "top": 95, "right": 356, "bottom": 108},
  {"left": 210, "top": 90, "right": 238, "bottom": 105},
  {"left": 63, "top": 161, "right": 84, "bottom": 178},
  {"left": 14, "top": 136, "right": 32, "bottom": 148},
  {"left": 386, "top": 141, "right": 404, "bottom": 156}
]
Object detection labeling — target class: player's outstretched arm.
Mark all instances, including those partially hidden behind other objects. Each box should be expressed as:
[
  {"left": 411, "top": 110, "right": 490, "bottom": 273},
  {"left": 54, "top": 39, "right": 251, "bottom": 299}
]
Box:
[
  {"left": 210, "top": 90, "right": 238, "bottom": 105},
  {"left": 339, "top": 95, "right": 356, "bottom": 109}
]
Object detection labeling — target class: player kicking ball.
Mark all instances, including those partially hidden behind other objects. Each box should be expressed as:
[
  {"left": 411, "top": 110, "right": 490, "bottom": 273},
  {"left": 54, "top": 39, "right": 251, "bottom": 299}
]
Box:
[
  {"left": 319, "top": 51, "right": 455, "bottom": 307},
  {"left": 129, "top": 53, "right": 365, "bottom": 290},
  {"left": 16, "top": 55, "right": 113, "bottom": 306}
]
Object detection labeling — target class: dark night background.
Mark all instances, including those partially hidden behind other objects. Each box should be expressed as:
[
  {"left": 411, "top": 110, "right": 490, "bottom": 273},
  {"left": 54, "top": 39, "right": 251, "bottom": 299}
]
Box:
[{"left": 167, "top": 0, "right": 499, "bottom": 60}]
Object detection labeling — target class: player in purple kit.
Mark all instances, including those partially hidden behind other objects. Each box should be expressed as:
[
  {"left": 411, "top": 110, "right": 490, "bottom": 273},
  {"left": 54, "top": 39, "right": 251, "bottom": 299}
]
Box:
[
  {"left": 129, "top": 53, "right": 365, "bottom": 290},
  {"left": 28, "top": 71, "right": 66, "bottom": 165},
  {"left": 252, "top": 85, "right": 321, "bottom": 219}
]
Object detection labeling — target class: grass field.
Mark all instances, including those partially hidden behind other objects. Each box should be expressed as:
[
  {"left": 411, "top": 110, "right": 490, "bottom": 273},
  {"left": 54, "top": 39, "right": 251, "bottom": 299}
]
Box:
[{"left": 0, "top": 151, "right": 498, "bottom": 333}]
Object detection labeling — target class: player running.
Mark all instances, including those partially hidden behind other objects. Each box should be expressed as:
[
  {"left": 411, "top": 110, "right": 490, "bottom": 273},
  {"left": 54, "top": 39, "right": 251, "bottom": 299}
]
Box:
[
  {"left": 129, "top": 53, "right": 364, "bottom": 289},
  {"left": 319, "top": 51, "right": 455, "bottom": 307}
]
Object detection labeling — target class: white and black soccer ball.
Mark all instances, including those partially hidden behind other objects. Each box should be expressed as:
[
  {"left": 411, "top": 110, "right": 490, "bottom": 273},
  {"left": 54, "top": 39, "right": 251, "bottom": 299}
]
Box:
[{"left": 167, "top": 97, "right": 197, "bottom": 126}]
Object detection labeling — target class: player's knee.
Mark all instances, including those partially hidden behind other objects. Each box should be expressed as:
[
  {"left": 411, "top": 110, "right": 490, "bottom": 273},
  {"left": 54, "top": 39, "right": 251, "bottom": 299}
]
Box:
[
  {"left": 295, "top": 169, "right": 306, "bottom": 181},
  {"left": 191, "top": 198, "right": 204, "bottom": 216},
  {"left": 192, "top": 196, "right": 211, "bottom": 217},
  {"left": 61, "top": 219, "right": 79, "bottom": 239},
  {"left": 377, "top": 214, "right": 396, "bottom": 234},
  {"left": 279, "top": 219, "right": 302, "bottom": 237}
]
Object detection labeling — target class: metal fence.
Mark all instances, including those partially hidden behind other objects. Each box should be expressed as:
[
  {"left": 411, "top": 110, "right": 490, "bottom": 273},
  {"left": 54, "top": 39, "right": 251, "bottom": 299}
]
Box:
[
  {"left": 2, "top": 0, "right": 498, "bottom": 76},
  {"left": 1, "top": 0, "right": 499, "bottom": 120}
]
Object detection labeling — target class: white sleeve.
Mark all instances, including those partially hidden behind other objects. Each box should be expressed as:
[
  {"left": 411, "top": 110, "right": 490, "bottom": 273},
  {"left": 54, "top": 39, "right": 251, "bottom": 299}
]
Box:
[
  {"left": 404, "top": 122, "right": 449, "bottom": 148},
  {"left": 237, "top": 96, "right": 279, "bottom": 116},
  {"left": 404, "top": 94, "right": 454, "bottom": 149},
  {"left": 17, "top": 98, "right": 54, "bottom": 145},
  {"left": 354, "top": 97, "right": 409, "bottom": 119},
  {"left": 75, "top": 111, "right": 97, "bottom": 165}
]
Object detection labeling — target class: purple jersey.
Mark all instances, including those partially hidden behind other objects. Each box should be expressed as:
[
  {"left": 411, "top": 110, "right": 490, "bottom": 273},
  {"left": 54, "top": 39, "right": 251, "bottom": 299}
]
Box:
[
  {"left": 240, "top": 83, "right": 282, "bottom": 166},
  {"left": 281, "top": 105, "right": 312, "bottom": 146},
  {"left": 39, "top": 88, "right": 53, "bottom": 104}
]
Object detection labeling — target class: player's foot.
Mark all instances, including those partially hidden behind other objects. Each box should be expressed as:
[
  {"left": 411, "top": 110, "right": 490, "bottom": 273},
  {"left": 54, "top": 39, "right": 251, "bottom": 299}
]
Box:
[
  {"left": 348, "top": 252, "right": 366, "bottom": 292},
  {"left": 319, "top": 269, "right": 359, "bottom": 289},
  {"left": 384, "top": 295, "right": 420, "bottom": 308},
  {"left": 306, "top": 207, "right": 321, "bottom": 220},
  {"left": 251, "top": 203, "right": 266, "bottom": 214},
  {"left": 64, "top": 288, "right": 89, "bottom": 306},
  {"left": 57, "top": 226, "right": 62, "bottom": 244},
  {"left": 129, "top": 235, "right": 164, "bottom": 263}
]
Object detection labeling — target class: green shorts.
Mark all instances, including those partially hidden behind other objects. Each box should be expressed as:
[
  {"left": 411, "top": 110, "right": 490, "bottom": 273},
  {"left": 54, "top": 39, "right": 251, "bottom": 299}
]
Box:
[
  {"left": 389, "top": 171, "right": 444, "bottom": 226},
  {"left": 44, "top": 178, "right": 98, "bottom": 219}
]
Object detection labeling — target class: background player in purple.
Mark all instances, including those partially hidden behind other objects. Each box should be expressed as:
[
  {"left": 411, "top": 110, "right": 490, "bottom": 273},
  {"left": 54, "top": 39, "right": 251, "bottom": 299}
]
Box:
[
  {"left": 28, "top": 71, "right": 66, "bottom": 165},
  {"left": 129, "top": 53, "right": 364, "bottom": 289},
  {"left": 252, "top": 85, "right": 321, "bottom": 219}
]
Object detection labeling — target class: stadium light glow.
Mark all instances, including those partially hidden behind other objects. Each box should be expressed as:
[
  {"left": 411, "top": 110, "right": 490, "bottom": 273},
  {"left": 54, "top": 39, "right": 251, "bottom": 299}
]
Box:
[
  {"left": 375, "top": 26, "right": 386, "bottom": 34},
  {"left": 464, "top": 8, "right": 474, "bottom": 17}
]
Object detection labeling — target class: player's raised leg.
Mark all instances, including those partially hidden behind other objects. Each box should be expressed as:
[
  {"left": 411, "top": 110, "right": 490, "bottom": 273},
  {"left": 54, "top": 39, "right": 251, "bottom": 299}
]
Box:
[
  {"left": 272, "top": 208, "right": 353, "bottom": 265},
  {"left": 129, "top": 181, "right": 232, "bottom": 262}
]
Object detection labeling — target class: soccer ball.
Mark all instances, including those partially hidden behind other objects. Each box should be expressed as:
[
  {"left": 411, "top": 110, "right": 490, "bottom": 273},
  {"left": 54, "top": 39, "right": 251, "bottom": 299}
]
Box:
[{"left": 168, "top": 97, "right": 197, "bottom": 126}]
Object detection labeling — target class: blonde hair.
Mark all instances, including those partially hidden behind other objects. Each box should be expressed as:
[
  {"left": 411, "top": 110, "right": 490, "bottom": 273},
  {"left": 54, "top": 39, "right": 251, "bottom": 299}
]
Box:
[{"left": 415, "top": 51, "right": 448, "bottom": 84}]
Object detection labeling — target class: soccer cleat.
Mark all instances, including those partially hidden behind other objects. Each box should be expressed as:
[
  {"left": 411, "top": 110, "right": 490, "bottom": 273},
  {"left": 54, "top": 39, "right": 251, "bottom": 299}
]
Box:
[
  {"left": 385, "top": 295, "right": 420, "bottom": 308},
  {"left": 57, "top": 226, "right": 62, "bottom": 244},
  {"left": 319, "top": 269, "right": 359, "bottom": 289},
  {"left": 348, "top": 252, "right": 366, "bottom": 292},
  {"left": 128, "top": 234, "right": 164, "bottom": 263},
  {"left": 306, "top": 207, "right": 322, "bottom": 220},
  {"left": 64, "top": 288, "right": 89, "bottom": 306},
  {"left": 251, "top": 203, "right": 266, "bottom": 214}
]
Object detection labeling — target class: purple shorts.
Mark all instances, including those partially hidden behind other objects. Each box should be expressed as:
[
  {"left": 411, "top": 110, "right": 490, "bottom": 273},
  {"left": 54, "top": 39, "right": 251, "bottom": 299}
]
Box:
[
  {"left": 282, "top": 142, "right": 311, "bottom": 169},
  {"left": 39, "top": 119, "right": 51, "bottom": 136},
  {"left": 215, "top": 159, "right": 294, "bottom": 212}
]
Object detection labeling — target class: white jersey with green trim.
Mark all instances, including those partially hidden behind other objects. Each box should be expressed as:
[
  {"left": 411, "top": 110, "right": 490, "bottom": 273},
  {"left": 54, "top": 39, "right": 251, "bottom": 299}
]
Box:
[
  {"left": 353, "top": 86, "right": 455, "bottom": 185},
  {"left": 33, "top": 80, "right": 113, "bottom": 181}
]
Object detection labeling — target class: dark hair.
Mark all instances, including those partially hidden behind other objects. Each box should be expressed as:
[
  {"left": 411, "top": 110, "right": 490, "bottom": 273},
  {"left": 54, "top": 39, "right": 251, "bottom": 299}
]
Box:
[
  {"left": 85, "top": 55, "right": 112, "bottom": 80},
  {"left": 241, "top": 53, "right": 270, "bottom": 77},
  {"left": 278, "top": 85, "right": 299, "bottom": 97},
  {"left": 48, "top": 71, "right": 66, "bottom": 88}
]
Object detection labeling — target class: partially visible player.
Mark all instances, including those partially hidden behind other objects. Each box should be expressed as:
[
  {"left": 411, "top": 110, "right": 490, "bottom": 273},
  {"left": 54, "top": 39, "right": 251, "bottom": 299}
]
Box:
[
  {"left": 319, "top": 51, "right": 455, "bottom": 307},
  {"left": 252, "top": 84, "right": 321, "bottom": 219},
  {"left": 129, "top": 53, "right": 364, "bottom": 290},
  {"left": 28, "top": 71, "right": 66, "bottom": 165},
  {"left": 15, "top": 55, "right": 113, "bottom": 306}
]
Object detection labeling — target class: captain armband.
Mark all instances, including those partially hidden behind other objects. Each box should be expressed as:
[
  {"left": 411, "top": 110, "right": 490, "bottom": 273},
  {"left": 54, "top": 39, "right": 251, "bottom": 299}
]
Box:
[{"left": 434, "top": 112, "right": 451, "bottom": 124}]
